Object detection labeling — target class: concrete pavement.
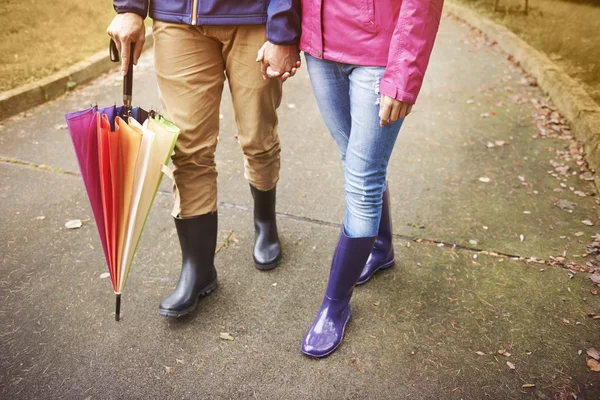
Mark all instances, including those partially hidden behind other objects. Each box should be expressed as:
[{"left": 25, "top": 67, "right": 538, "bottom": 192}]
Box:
[{"left": 1, "top": 16, "right": 600, "bottom": 399}]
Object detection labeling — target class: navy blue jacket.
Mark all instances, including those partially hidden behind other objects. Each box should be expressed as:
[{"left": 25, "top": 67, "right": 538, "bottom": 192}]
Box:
[{"left": 114, "top": 0, "right": 301, "bottom": 45}]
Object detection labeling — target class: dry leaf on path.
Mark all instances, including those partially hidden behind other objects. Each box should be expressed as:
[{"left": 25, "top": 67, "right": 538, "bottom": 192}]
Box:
[
  {"left": 574, "top": 232, "right": 585, "bottom": 237},
  {"left": 587, "top": 348, "right": 600, "bottom": 361},
  {"left": 479, "top": 177, "right": 491, "bottom": 183},
  {"left": 590, "top": 273, "right": 600, "bottom": 284},
  {"left": 220, "top": 332, "right": 234, "bottom": 341},
  {"left": 506, "top": 361, "right": 516, "bottom": 370},
  {"left": 65, "top": 219, "right": 82, "bottom": 229},
  {"left": 587, "top": 359, "right": 600, "bottom": 372},
  {"left": 475, "top": 351, "right": 486, "bottom": 356},
  {"left": 582, "top": 220, "right": 594, "bottom": 226},
  {"left": 522, "top": 384, "right": 535, "bottom": 388},
  {"left": 574, "top": 191, "right": 587, "bottom": 197},
  {"left": 100, "top": 272, "right": 110, "bottom": 279}
]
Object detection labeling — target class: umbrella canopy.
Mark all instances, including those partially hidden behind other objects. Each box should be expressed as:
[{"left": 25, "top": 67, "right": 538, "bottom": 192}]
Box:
[{"left": 65, "top": 42, "right": 179, "bottom": 320}]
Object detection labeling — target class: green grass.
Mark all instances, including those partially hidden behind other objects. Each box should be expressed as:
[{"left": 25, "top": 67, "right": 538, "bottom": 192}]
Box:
[
  {"left": 0, "top": 0, "right": 117, "bottom": 91},
  {"left": 456, "top": 0, "right": 600, "bottom": 104}
]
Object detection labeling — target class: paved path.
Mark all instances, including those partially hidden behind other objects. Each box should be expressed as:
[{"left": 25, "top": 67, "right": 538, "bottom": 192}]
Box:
[{"left": 1, "top": 15, "right": 599, "bottom": 399}]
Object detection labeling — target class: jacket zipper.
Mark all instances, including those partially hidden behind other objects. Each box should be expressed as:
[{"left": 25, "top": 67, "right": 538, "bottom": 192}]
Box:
[{"left": 192, "top": 0, "right": 199, "bottom": 25}]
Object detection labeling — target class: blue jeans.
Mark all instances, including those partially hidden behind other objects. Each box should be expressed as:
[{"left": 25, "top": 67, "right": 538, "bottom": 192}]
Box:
[{"left": 306, "top": 55, "right": 404, "bottom": 238}]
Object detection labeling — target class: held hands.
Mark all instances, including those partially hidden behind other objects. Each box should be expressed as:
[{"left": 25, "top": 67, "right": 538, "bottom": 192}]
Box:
[
  {"left": 256, "top": 42, "right": 301, "bottom": 82},
  {"left": 379, "top": 94, "right": 413, "bottom": 127},
  {"left": 107, "top": 13, "right": 146, "bottom": 76}
]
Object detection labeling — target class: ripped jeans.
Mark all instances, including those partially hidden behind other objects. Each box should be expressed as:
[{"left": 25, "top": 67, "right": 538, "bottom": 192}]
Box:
[{"left": 306, "top": 54, "right": 404, "bottom": 237}]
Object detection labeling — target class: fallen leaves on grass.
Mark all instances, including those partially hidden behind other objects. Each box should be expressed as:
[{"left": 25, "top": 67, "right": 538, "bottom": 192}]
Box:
[
  {"left": 220, "top": 332, "right": 234, "bottom": 341},
  {"left": 478, "top": 177, "right": 491, "bottom": 183},
  {"left": 582, "top": 220, "right": 594, "bottom": 226},
  {"left": 587, "top": 359, "right": 600, "bottom": 372},
  {"left": 587, "top": 348, "right": 600, "bottom": 361},
  {"left": 506, "top": 361, "right": 516, "bottom": 370},
  {"left": 497, "top": 349, "right": 511, "bottom": 357},
  {"left": 522, "top": 384, "right": 535, "bottom": 389},
  {"left": 555, "top": 199, "right": 576, "bottom": 210}
]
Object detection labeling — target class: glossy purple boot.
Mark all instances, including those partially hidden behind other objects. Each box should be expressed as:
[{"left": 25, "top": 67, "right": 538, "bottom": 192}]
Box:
[
  {"left": 301, "top": 228, "right": 376, "bottom": 358},
  {"left": 357, "top": 185, "right": 394, "bottom": 285}
]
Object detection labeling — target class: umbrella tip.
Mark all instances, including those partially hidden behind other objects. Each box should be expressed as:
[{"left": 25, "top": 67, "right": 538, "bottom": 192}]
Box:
[{"left": 115, "top": 294, "right": 121, "bottom": 322}]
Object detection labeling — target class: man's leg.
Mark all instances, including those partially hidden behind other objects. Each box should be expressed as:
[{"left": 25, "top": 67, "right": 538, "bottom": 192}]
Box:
[
  {"left": 223, "top": 25, "right": 284, "bottom": 270},
  {"left": 153, "top": 21, "right": 225, "bottom": 317}
]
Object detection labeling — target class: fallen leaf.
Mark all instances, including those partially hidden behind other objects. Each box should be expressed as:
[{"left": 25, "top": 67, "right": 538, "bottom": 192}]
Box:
[
  {"left": 35, "top": 216, "right": 46, "bottom": 220},
  {"left": 520, "top": 234, "right": 525, "bottom": 242},
  {"left": 100, "top": 272, "right": 110, "bottom": 279},
  {"left": 480, "top": 112, "right": 490, "bottom": 118},
  {"left": 574, "top": 190, "right": 587, "bottom": 197},
  {"left": 497, "top": 349, "right": 511, "bottom": 357},
  {"left": 220, "top": 332, "right": 234, "bottom": 341},
  {"left": 587, "top": 348, "right": 600, "bottom": 361},
  {"left": 479, "top": 177, "right": 491, "bottom": 183},
  {"left": 176, "top": 359, "right": 184, "bottom": 364},
  {"left": 563, "top": 318, "right": 571, "bottom": 324},
  {"left": 164, "top": 366, "right": 173, "bottom": 374},
  {"left": 65, "top": 219, "right": 82, "bottom": 229},
  {"left": 506, "top": 361, "right": 516, "bottom": 370},
  {"left": 521, "top": 384, "right": 535, "bottom": 389},
  {"left": 475, "top": 351, "right": 486, "bottom": 356},
  {"left": 469, "top": 239, "right": 478, "bottom": 245},
  {"left": 555, "top": 200, "right": 575, "bottom": 210},
  {"left": 590, "top": 273, "right": 600, "bottom": 284},
  {"left": 582, "top": 220, "right": 594, "bottom": 226},
  {"left": 588, "top": 359, "right": 600, "bottom": 372},
  {"left": 287, "top": 103, "right": 296, "bottom": 109},
  {"left": 466, "top": 99, "right": 475, "bottom": 104},
  {"left": 523, "top": 211, "right": 531, "bottom": 214},
  {"left": 272, "top": 283, "right": 277, "bottom": 287},
  {"left": 574, "top": 232, "right": 585, "bottom": 237},
  {"left": 594, "top": 316, "right": 600, "bottom": 320},
  {"left": 518, "top": 176, "right": 525, "bottom": 181}
]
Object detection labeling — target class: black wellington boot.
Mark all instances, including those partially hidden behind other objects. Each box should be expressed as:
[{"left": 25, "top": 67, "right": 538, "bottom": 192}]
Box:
[
  {"left": 250, "top": 184, "right": 282, "bottom": 270},
  {"left": 159, "top": 212, "right": 218, "bottom": 318}
]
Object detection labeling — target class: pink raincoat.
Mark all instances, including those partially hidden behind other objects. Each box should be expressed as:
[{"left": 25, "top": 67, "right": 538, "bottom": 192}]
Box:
[{"left": 300, "top": 0, "right": 444, "bottom": 104}]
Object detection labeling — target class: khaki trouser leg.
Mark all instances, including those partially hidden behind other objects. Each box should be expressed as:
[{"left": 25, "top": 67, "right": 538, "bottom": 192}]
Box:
[
  {"left": 152, "top": 21, "right": 225, "bottom": 217},
  {"left": 223, "top": 26, "right": 283, "bottom": 191}
]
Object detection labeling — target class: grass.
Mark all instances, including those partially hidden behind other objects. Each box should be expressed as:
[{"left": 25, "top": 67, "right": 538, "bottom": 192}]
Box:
[
  {"left": 0, "top": 0, "right": 117, "bottom": 91},
  {"left": 455, "top": 0, "right": 600, "bottom": 104}
]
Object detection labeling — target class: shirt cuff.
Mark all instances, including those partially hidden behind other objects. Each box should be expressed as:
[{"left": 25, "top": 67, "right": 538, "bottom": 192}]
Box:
[{"left": 379, "top": 79, "right": 417, "bottom": 104}]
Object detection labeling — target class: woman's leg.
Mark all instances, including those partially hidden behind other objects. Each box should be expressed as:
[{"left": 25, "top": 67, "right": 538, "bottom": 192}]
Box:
[
  {"left": 343, "top": 66, "right": 404, "bottom": 238},
  {"left": 301, "top": 61, "right": 404, "bottom": 357},
  {"left": 304, "top": 54, "right": 352, "bottom": 162}
]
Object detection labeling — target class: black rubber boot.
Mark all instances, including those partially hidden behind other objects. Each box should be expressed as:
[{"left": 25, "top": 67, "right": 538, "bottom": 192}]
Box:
[
  {"left": 159, "top": 212, "right": 218, "bottom": 318},
  {"left": 250, "top": 184, "right": 282, "bottom": 270}
]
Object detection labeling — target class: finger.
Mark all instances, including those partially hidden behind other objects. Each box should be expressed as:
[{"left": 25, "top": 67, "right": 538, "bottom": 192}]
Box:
[
  {"left": 266, "top": 65, "right": 281, "bottom": 78},
  {"left": 379, "top": 101, "right": 391, "bottom": 127},
  {"left": 289, "top": 67, "right": 297, "bottom": 77},
  {"left": 390, "top": 101, "right": 401, "bottom": 123},
  {"left": 256, "top": 46, "right": 265, "bottom": 63},
  {"left": 401, "top": 102, "right": 410, "bottom": 118},
  {"left": 121, "top": 40, "right": 131, "bottom": 76},
  {"left": 260, "top": 60, "right": 268, "bottom": 80},
  {"left": 295, "top": 60, "right": 302, "bottom": 68},
  {"left": 280, "top": 72, "right": 291, "bottom": 82},
  {"left": 133, "top": 37, "right": 145, "bottom": 65}
]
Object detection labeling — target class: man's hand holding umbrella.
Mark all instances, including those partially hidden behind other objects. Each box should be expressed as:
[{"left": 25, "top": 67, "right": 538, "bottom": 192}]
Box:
[{"left": 107, "top": 13, "right": 146, "bottom": 76}]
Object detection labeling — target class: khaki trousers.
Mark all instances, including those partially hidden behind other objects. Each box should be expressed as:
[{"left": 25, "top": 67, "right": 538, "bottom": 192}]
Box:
[{"left": 152, "top": 21, "right": 282, "bottom": 217}]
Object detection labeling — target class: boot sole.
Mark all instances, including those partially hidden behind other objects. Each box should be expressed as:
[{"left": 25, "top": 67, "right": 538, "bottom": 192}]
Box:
[
  {"left": 158, "top": 279, "right": 218, "bottom": 318},
  {"left": 301, "top": 311, "right": 352, "bottom": 358},
  {"left": 254, "top": 253, "right": 282, "bottom": 271},
  {"left": 356, "top": 259, "right": 395, "bottom": 286}
]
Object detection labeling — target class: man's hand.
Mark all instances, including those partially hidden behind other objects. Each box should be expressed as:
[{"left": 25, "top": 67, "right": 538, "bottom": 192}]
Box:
[
  {"left": 107, "top": 13, "right": 146, "bottom": 75},
  {"left": 379, "top": 94, "right": 413, "bottom": 127},
  {"left": 256, "top": 42, "right": 301, "bottom": 82}
]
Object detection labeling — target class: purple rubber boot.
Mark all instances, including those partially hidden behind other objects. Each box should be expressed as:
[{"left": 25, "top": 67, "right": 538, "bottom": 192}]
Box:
[
  {"left": 301, "top": 228, "right": 376, "bottom": 358},
  {"left": 357, "top": 185, "right": 394, "bottom": 285}
]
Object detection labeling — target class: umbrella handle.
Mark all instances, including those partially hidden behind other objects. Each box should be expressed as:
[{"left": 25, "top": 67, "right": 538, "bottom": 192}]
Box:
[{"left": 109, "top": 39, "right": 134, "bottom": 114}]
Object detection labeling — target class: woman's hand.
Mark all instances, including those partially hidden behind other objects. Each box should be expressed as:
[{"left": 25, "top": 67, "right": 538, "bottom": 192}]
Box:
[
  {"left": 379, "top": 94, "right": 413, "bottom": 127},
  {"left": 256, "top": 42, "right": 301, "bottom": 82}
]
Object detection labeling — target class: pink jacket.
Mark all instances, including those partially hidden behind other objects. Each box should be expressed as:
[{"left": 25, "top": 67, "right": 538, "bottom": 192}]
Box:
[{"left": 300, "top": 0, "right": 444, "bottom": 104}]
